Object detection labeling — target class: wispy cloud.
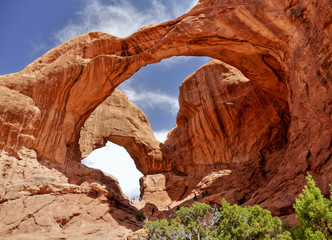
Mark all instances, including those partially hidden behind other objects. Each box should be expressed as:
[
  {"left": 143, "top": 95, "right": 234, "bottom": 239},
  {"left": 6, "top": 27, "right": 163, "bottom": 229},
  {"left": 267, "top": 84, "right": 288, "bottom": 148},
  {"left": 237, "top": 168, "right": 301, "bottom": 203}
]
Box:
[
  {"left": 119, "top": 82, "right": 179, "bottom": 116},
  {"left": 160, "top": 56, "right": 192, "bottom": 67},
  {"left": 26, "top": 34, "right": 48, "bottom": 59},
  {"left": 55, "top": 0, "right": 198, "bottom": 44}
]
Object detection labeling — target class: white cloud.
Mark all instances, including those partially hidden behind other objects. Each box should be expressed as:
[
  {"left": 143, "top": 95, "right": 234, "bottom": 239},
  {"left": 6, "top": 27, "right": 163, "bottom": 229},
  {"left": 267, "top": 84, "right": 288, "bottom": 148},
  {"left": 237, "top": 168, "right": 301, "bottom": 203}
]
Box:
[
  {"left": 82, "top": 141, "right": 143, "bottom": 199},
  {"left": 55, "top": 0, "right": 198, "bottom": 44},
  {"left": 119, "top": 83, "right": 179, "bottom": 116},
  {"left": 154, "top": 129, "right": 170, "bottom": 142}
]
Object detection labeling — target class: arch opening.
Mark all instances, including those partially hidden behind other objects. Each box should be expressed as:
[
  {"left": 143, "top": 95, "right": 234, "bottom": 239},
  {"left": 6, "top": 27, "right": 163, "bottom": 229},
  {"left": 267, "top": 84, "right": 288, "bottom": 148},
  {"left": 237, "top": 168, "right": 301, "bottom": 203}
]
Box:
[{"left": 82, "top": 141, "right": 143, "bottom": 199}]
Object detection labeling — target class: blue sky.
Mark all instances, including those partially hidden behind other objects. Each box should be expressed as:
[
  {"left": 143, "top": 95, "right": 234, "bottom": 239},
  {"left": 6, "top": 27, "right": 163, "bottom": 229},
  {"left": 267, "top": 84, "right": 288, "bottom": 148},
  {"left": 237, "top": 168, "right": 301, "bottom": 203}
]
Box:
[{"left": 0, "top": 0, "right": 210, "bottom": 198}]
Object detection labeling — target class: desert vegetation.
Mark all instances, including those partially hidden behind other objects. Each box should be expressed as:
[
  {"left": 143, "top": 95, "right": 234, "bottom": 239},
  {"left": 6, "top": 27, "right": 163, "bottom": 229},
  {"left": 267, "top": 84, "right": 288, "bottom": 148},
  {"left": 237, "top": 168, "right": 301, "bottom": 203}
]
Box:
[{"left": 143, "top": 174, "right": 332, "bottom": 239}]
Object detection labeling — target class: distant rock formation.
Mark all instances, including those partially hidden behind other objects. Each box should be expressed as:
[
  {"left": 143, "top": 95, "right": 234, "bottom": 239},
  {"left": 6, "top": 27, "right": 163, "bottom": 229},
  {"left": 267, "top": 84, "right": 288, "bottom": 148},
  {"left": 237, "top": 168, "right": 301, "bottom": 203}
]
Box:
[{"left": 0, "top": 0, "right": 331, "bottom": 238}]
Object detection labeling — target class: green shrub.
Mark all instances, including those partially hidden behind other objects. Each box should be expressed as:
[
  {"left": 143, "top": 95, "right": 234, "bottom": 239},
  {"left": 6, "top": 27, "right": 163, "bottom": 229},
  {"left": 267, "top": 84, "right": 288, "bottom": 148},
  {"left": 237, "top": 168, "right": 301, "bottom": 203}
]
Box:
[
  {"left": 215, "top": 199, "right": 291, "bottom": 239},
  {"left": 136, "top": 210, "right": 146, "bottom": 221},
  {"left": 144, "top": 201, "right": 291, "bottom": 239},
  {"left": 293, "top": 173, "right": 332, "bottom": 239}
]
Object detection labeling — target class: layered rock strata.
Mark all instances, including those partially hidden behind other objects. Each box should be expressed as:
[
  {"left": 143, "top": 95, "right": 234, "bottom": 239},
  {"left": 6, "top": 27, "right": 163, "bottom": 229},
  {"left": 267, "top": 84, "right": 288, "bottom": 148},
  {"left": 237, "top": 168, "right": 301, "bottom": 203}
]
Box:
[{"left": 0, "top": 0, "right": 331, "bottom": 238}]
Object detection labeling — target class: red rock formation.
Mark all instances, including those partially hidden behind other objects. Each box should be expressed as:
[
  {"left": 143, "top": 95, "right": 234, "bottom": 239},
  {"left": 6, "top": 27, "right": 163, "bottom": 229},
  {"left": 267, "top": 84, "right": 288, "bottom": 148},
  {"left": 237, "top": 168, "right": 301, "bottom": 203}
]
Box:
[
  {"left": 141, "top": 59, "right": 289, "bottom": 211},
  {"left": 79, "top": 89, "right": 164, "bottom": 174},
  {"left": 0, "top": 0, "right": 331, "bottom": 238},
  {"left": 165, "top": 59, "right": 289, "bottom": 175}
]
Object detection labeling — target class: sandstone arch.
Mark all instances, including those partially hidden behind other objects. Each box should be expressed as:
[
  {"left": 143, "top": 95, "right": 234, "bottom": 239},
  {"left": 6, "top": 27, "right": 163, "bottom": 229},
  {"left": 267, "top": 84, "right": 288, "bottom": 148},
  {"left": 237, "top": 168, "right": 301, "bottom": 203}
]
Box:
[
  {"left": 79, "top": 88, "right": 164, "bottom": 175},
  {"left": 0, "top": 0, "right": 331, "bottom": 228},
  {"left": 0, "top": 0, "right": 294, "bottom": 165}
]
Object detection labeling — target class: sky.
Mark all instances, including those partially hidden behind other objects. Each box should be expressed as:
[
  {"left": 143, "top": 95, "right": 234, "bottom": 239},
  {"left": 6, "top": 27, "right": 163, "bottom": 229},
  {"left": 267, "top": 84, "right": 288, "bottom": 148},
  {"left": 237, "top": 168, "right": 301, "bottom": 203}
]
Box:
[{"left": 0, "top": 0, "right": 211, "bottom": 198}]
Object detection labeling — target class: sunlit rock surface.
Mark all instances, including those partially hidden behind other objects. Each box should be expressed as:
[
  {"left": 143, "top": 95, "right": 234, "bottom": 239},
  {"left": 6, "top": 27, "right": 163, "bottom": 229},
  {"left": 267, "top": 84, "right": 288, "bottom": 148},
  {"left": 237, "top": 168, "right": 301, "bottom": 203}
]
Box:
[{"left": 0, "top": 0, "right": 331, "bottom": 238}]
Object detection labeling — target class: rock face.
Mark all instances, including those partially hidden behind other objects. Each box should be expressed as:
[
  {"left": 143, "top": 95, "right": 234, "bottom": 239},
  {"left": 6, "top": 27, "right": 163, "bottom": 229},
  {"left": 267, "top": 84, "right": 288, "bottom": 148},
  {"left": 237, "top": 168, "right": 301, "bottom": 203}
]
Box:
[
  {"left": 0, "top": 0, "right": 331, "bottom": 238},
  {"left": 139, "top": 59, "right": 290, "bottom": 216},
  {"left": 165, "top": 59, "right": 289, "bottom": 175},
  {"left": 149, "top": 59, "right": 290, "bottom": 211},
  {"left": 0, "top": 149, "right": 144, "bottom": 239}
]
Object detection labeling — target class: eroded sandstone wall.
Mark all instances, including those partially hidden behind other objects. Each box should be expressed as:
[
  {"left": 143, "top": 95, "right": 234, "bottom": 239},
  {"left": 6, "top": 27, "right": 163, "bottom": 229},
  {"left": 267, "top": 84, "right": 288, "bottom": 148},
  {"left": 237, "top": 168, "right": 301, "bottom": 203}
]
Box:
[{"left": 164, "top": 59, "right": 289, "bottom": 175}]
